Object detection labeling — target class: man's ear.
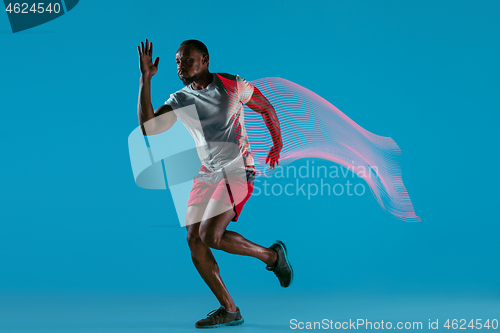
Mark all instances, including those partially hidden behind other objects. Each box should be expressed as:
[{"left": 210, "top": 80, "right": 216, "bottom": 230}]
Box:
[{"left": 203, "top": 55, "right": 209, "bottom": 66}]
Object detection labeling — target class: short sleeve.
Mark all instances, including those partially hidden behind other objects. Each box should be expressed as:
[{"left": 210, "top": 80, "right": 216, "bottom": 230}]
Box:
[
  {"left": 235, "top": 74, "right": 255, "bottom": 104},
  {"left": 164, "top": 93, "right": 180, "bottom": 110}
]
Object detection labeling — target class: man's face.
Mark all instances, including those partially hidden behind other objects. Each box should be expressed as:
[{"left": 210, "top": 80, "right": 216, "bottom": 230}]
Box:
[{"left": 175, "top": 45, "right": 208, "bottom": 85}]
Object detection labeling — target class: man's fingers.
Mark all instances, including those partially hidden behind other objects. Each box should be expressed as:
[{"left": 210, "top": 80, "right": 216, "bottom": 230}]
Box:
[
  {"left": 154, "top": 57, "right": 160, "bottom": 68},
  {"left": 266, "top": 147, "right": 282, "bottom": 166},
  {"left": 150, "top": 41, "right": 153, "bottom": 56},
  {"left": 137, "top": 45, "right": 141, "bottom": 56},
  {"left": 145, "top": 38, "right": 149, "bottom": 54},
  {"left": 141, "top": 41, "right": 145, "bottom": 54}
]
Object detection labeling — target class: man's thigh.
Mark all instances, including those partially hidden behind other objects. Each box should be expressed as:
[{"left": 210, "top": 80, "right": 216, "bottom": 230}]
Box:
[
  {"left": 186, "top": 198, "right": 233, "bottom": 234},
  {"left": 186, "top": 202, "right": 208, "bottom": 238},
  {"left": 198, "top": 198, "right": 235, "bottom": 242},
  {"left": 202, "top": 197, "right": 235, "bottom": 222}
]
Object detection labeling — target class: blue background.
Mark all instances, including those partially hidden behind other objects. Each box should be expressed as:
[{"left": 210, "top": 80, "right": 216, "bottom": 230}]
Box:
[{"left": 1, "top": 0, "right": 499, "bottom": 331}]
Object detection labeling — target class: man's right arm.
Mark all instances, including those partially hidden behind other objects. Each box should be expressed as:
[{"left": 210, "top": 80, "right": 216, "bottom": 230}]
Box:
[
  {"left": 137, "top": 76, "right": 177, "bottom": 136},
  {"left": 137, "top": 38, "right": 177, "bottom": 136}
]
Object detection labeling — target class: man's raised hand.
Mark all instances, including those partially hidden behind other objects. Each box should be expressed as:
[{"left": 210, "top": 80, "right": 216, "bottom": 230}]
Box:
[{"left": 138, "top": 38, "right": 160, "bottom": 79}]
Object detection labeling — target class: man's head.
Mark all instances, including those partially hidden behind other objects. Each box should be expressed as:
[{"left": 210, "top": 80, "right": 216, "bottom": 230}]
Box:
[{"left": 176, "top": 40, "right": 209, "bottom": 86}]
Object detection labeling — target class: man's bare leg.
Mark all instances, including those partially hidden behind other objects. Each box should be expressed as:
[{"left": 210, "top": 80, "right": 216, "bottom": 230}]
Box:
[
  {"left": 186, "top": 199, "right": 278, "bottom": 312},
  {"left": 186, "top": 202, "right": 238, "bottom": 312},
  {"left": 199, "top": 198, "right": 278, "bottom": 267}
]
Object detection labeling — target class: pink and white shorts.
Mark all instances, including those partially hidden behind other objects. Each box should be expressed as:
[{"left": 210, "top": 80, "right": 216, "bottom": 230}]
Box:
[{"left": 187, "top": 165, "right": 256, "bottom": 222}]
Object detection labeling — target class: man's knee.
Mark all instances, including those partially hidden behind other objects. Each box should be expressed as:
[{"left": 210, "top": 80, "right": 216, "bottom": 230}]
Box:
[
  {"left": 186, "top": 224, "right": 202, "bottom": 249},
  {"left": 199, "top": 226, "right": 223, "bottom": 250}
]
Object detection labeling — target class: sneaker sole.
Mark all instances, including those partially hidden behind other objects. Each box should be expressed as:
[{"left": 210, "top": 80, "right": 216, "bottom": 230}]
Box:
[
  {"left": 195, "top": 318, "right": 244, "bottom": 329},
  {"left": 275, "top": 240, "right": 294, "bottom": 286}
]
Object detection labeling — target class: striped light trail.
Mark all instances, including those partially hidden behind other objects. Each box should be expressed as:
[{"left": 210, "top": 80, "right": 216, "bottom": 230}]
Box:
[{"left": 243, "top": 77, "right": 420, "bottom": 222}]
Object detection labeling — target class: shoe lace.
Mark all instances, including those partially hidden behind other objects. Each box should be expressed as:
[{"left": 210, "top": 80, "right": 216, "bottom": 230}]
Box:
[
  {"left": 266, "top": 265, "right": 275, "bottom": 271},
  {"left": 206, "top": 307, "right": 225, "bottom": 320},
  {"left": 267, "top": 264, "right": 285, "bottom": 280}
]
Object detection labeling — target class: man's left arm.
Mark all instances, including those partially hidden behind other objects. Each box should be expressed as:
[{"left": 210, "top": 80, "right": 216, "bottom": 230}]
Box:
[{"left": 245, "top": 87, "right": 283, "bottom": 169}]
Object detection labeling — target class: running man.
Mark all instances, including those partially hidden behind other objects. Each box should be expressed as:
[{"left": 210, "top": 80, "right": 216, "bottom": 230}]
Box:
[{"left": 137, "top": 39, "right": 293, "bottom": 329}]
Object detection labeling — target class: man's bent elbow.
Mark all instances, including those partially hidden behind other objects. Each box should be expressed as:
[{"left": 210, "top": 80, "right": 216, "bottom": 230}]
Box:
[{"left": 141, "top": 116, "right": 177, "bottom": 136}]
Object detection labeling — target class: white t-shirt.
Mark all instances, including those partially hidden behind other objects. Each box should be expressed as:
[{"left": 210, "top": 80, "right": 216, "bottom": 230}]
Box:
[{"left": 165, "top": 73, "right": 255, "bottom": 172}]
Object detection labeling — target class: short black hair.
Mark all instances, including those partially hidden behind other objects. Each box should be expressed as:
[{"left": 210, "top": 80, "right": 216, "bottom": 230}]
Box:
[{"left": 180, "top": 39, "right": 209, "bottom": 57}]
